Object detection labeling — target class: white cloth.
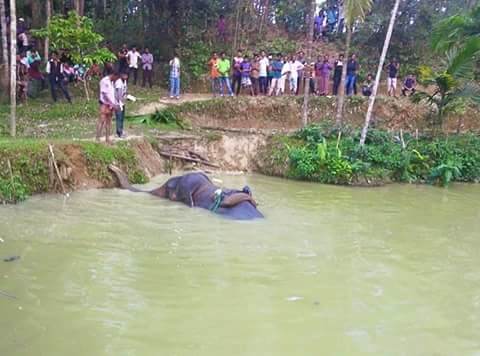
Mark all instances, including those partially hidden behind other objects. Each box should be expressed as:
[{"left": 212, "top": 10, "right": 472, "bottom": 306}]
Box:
[
  {"left": 169, "top": 57, "right": 181, "bottom": 77},
  {"left": 259, "top": 57, "right": 269, "bottom": 77},
  {"left": 18, "top": 32, "right": 28, "bottom": 46},
  {"left": 99, "top": 76, "right": 117, "bottom": 106},
  {"left": 388, "top": 77, "right": 397, "bottom": 90},
  {"left": 114, "top": 78, "right": 128, "bottom": 109},
  {"left": 20, "top": 57, "right": 29, "bottom": 69},
  {"left": 290, "top": 60, "right": 304, "bottom": 80},
  {"left": 127, "top": 50, "right": 141, "bottom": 69},
  {"left": 281, "top": 62, "right": 291, "bottom": 77}
]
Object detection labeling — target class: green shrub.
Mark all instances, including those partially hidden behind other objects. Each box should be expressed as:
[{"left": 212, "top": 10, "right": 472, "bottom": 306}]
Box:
[{"left": 283, "top": 128, "right": 480, "bottom": 187}]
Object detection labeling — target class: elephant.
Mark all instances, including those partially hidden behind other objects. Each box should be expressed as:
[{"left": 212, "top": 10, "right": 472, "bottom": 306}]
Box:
[{"left": 108, "top": 165, "right": 264, "bottom": 220}]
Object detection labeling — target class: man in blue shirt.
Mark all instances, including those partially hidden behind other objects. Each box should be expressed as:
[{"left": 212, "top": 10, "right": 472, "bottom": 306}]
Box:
[{"left": 268, "top": 54, "right": 284, "bottom": 96}]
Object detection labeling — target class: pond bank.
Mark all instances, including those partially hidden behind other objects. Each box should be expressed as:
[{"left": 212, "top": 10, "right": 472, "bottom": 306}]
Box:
[
  {"left": 2, "top": 124, "right": 480, "bottom": 204},
  {"left": 0, "top": 139, "right": 161, "bottom": 204},
  {"left": 0, "top": 131, "right": 270, "bottom": 204}
]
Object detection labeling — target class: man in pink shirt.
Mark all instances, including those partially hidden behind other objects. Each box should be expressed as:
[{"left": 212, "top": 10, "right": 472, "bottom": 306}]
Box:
[{"left": 96, "top": 71, "right": 120, "bottom": 145}]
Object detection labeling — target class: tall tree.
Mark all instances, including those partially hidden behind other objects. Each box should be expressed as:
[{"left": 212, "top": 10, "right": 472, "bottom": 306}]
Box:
[
  {"left": 44, "top": 0, "right": 52, "bottom": 62},
  {"left": 359, "top": 0, "right": 401, "bottom": 146},
  {"left": 9, "top": 0, "right": 16, "bottom": 137},
  {"left": 301, "top": 0, "right": 316, "bottom": 127},
  {"left": 432, "top": 5, "right": 480, "bottom": 53},
  {"left": 74, "top": 0, "right": 84, "bottom": 16},
  {"left": 0, "top": 0, "right": 8, "bottom": 89},
  {"left": 335, "top": 0, "right": 373, "bottom": 127}
]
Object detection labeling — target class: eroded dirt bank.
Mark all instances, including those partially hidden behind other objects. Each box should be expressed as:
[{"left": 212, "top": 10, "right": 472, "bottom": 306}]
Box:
[{"left": 0, "top": 132, "right": 271, "bottom": 204}]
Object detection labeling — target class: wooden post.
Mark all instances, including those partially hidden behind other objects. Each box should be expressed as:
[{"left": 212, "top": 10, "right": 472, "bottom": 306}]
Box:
[{"left": 9, "top": 0, "right": 16, "bottom": 137}]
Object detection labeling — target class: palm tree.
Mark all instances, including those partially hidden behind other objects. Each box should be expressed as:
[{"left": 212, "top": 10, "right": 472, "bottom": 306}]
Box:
[
  {"left": 335, "top": 0, "right": 373, "bottom": 127},
  {"left": 9, "top": 0, "right": 16, "bottom": 137},
  {"left": 431, "top": 5, "right": 480, "bottom": 53},
  {"left": 359, "top": 0, "right": 401, "bottom": 146},
  {"left": 411, "top": 38, "right": 480, "bottom": 134},
  {"left": 301, "top": 0, "right": 316, "bottom": 127}
]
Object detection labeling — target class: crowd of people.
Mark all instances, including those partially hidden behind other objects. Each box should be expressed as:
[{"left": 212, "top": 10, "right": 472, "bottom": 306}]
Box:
[
  {"left": 14, "top": 32, "right": 418, "bottom": 146},
  {"left": 15, "top": 40, "right": 156, "bottom": 104},
  {"left": 314, "top": 3, "right": 345, "bottom": 42},
  {"left": 204, "top": 50, "right": 417, "bottom": 99}
]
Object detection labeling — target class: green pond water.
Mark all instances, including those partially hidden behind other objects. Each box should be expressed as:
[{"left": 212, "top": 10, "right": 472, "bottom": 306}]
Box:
[{"left": 1, "top": 174, "right": 480, "bottom": 356}]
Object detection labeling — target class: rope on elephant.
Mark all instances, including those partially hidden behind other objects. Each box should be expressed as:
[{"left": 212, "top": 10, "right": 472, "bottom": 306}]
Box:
[{"left": 210, "top": 189, "right": 224, "bottom": 212}]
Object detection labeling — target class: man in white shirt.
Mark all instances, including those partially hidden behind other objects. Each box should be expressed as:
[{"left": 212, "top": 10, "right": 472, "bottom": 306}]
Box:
[
  {"left": 97, "top": 72, "right": 120, "bottom": 145},
  {"left": 115, "top": 73, "right": 128, "bottom": 138},
  {"left": 258, "top": 51, "right": 269, "bottom": 95},
  {"left": 290, "top": 58, "right": 305, "bottom": 95},
  {"left": 127, "top": 46, "right": 141, "bottom": 85}
]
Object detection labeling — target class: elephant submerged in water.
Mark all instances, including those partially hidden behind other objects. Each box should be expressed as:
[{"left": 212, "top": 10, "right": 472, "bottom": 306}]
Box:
[{"left": 109, "top": 165, "right": 264, "bottom": 220}]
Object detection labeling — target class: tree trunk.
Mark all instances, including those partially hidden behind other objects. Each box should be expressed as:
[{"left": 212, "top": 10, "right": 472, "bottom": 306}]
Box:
[
  {"left": 335, "top": 26, "right": 351, "bottom": 127},
  {"left": 258, "top": 0, "right": 269, "bottom": 37},
  {"left": 301, "top": 0, "right": 316, "bottom": 127},
  {"left": 29, "top": 0, "right": 42, "bottom": 28},
  {"left": 44, "top": 0, "right": 52, "bottom": 62},
  {"left": 232, "top": 0, "right": 242, "bottom": 55},
  {"left": 74, "top": 0, "right": 80, "bottom": 15},
  {"left": 9, "top": 0, "right": 16, "bottom": 137},
  {"left": 0, "top": 0, "right": 8, "bottom": 88},
  {"left": 359, "top": 0, "right": 401, "bottom": 146}
]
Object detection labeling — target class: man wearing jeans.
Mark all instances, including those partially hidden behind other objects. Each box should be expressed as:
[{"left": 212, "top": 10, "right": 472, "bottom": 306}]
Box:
[
  {"left": 217, "top": 52, "right": 233, "bottom": 97},
  {"left": 346, "top": 54, "right": 359, "bottom": 96},
  {"left": 115, "top": 72, "right": 128, "bottom": 138},
  {"left": 169, "top": 56, "right": 181, "bottom": 99}
]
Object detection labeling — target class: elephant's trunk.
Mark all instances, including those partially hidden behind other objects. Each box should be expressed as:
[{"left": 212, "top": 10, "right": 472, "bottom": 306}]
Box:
[{"left": 108, "top": 164, "right": 143, "bottom": 193}]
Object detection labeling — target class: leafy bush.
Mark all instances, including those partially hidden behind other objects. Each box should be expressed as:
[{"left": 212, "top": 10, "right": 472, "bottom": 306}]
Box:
[{"left": 283, "top": 128, "right": 480, "bottom": 187}]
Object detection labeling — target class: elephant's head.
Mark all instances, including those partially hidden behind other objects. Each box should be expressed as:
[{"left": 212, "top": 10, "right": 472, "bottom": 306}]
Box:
[{"left": 150, "top": 176, "right": 180, "bottom": 201}]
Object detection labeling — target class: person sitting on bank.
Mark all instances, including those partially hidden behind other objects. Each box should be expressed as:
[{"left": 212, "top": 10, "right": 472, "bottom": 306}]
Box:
[
  {"left": 362, "top": 73, "right": 374, "bottom": 97},
  {"left": 402, "top": 74, "right": 417, "bottom": 96}
]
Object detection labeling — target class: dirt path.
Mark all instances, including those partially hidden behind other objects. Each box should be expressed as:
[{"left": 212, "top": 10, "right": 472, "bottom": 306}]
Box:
[{"left": 132, "top": 93, "right": 214, "bottom": 116}]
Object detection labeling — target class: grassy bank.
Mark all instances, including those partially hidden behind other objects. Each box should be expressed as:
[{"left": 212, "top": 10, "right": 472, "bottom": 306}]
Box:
[
  {"left": 151, "top": 95, "right": 480, "bottom": 134},
  {"left": 0, "top": 85, "right": 179, "bottom": 139},
  {"left": 257, "top": 124, "right": 480, "bottom": 187},
  {"left": 0, "top": 139, "right": 149, "bottom": 204}
]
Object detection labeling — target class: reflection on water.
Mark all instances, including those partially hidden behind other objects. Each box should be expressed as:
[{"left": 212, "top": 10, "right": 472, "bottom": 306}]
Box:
[{"left": 1, "top": 174, "right": 480, "bottom": 355}]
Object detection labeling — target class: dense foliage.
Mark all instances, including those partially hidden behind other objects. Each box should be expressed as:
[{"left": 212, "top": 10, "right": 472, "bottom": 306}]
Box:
[{"left": 285, "top": 124, "right": 480, "bottom": 187}]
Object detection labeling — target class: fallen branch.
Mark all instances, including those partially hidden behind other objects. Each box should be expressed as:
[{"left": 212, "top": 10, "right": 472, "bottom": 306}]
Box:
[
  {"left": 188, "top": 150, "right": 209, "bottom": 162},
  {"left": 48, "top": 144, "right": 66, "bottom": 195},
  {"left": 159, "top": 151, "right": 220, "bottom": 168}
]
